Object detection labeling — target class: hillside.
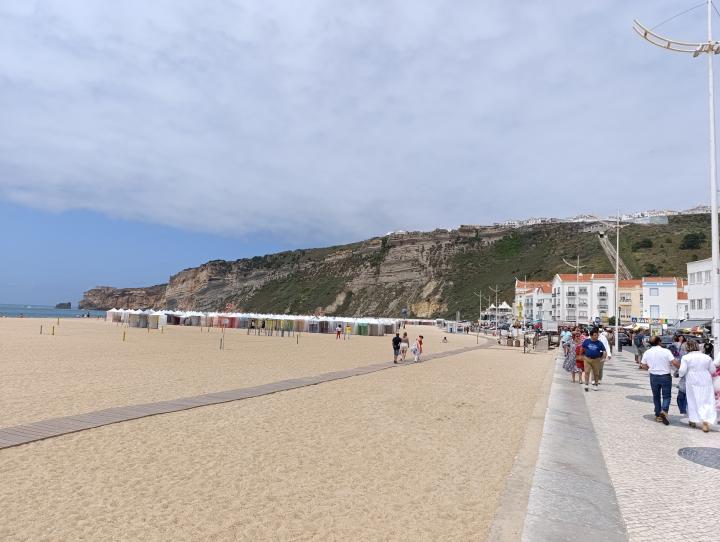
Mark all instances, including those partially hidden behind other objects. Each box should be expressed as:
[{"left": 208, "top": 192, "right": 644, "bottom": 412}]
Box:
[{"left": 79, "top": 214, "right": 712, "bottom": 319}]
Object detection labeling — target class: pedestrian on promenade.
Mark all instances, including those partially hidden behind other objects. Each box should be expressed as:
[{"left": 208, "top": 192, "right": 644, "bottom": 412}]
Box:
[
  {"left": 336, "top": 324, "right": 342, "bottom": 340},
  {"left": 561, "top": 327, "right": 572, "bottom": 356},
  {"left": 575, "top": 336, "right": 585, "bottom": 384},
  {"left": 640, "top": 335, "right": 677, "bottom": 426},
  {"left": 670, "top": 335, "right": 688, "bottom": 415},
  {"left": 634, "top": 328, "right": 647, "bottom": 366},
  {"left": 582, "top": 328, "right": 607, "bottom": 392},
  {"left": 679, "top": 339, "right": 717, "bottom": 432},
  {"left": 392, "top": 332, "right": 402, "bottom": 364},
  {"left": 400, "top": 332, "right": 409, "bottom": 361},
  {"left": 562, "top": 332, "right": 582, "bottom": 383}
]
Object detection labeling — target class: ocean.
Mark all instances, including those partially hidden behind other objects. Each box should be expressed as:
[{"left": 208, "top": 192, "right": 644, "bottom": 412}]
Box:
[{"left": 0, "top": 304, "right": 106, "bottom": 318}]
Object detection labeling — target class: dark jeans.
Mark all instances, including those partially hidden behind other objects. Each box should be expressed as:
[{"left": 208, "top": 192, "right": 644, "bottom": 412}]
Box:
[
  {"left": 649, "top": 373, "right": 672, "bottom": 417},
  {"left": 677, "top": 390, "right": 687, "bottom": 415}
]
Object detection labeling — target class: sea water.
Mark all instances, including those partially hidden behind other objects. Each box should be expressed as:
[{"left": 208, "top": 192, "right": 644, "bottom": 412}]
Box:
[{"left": 0, "top": 304, "right": 106, "bottom": 318}]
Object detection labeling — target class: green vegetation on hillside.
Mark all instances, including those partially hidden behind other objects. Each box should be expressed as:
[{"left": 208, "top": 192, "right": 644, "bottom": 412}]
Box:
[{"left": 242, "top": 274, "right": 347, "bottom": 314}]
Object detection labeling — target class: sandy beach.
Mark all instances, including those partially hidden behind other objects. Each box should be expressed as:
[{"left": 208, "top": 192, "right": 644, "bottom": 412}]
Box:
[{"left": 0, "top": 319, "right": 553, "bottom": 540}]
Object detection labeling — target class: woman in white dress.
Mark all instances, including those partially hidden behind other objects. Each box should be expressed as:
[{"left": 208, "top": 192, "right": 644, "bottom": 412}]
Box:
[{"left": 679, "top": 339, "right": 717, "bottom": 433}]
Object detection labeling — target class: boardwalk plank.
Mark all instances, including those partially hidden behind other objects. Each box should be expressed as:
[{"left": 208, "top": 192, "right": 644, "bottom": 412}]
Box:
[{"left": 0, "top": 343, "right": 489, "bottom": 450}]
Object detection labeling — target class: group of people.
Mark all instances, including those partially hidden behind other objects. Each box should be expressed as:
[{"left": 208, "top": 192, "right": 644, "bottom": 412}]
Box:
[
  {"left": 391, "top": 332, "right": 423, "bottom": 363},
  {"left": 561, "top": 323, "right": 719, "bottom": 432},
  {"left": 639, "top": 334, "right": 718, "bottom": 432},
  {"left": 561, "top": 326, "right": 611, "bottom": 391}
]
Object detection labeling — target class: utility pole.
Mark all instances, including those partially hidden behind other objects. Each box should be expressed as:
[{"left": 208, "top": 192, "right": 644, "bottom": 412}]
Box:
[
  {"left": 473, "top": 290, "right": 482, "bottom": 344},
  {"left": 490, "top": 285, "right": 500, "bottom": 337},
  {"left": 634, "top": 2, "right": 720, "bottom": 360},
  {"left": 563, "top": 256, "right": 585, "bottom": 327}
]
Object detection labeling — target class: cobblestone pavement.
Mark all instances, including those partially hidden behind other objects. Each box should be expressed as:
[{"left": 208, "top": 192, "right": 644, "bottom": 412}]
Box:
[
  {"left": 523, "top": 348, "right": 720, "bottom": 541},
  {"left": 588, "top": 349, "right": 720, "bottom": 542}
]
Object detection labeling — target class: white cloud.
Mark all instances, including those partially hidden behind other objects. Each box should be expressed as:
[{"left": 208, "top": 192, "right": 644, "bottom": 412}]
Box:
[{"left": 0, "top": 0, "right": 714, "bottom": 244}]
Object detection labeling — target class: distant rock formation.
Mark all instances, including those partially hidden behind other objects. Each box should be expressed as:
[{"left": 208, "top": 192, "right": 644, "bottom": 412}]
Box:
[{"left": 55, "top": 302, "right": 71, "bottom": 310}]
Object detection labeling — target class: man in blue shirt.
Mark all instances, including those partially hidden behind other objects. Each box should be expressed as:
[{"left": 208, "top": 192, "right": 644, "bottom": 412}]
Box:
[{"left": 582, "top": 327, "right": 607, "bottom": 392}]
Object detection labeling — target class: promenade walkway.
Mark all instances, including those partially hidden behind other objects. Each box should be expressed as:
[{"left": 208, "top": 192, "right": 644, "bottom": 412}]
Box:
[
  {"left": 522, "top": 349, "right": 720, "bottom": 542},
  {"left": 0, "top": 342, "right": 489, "bottom": 451}
]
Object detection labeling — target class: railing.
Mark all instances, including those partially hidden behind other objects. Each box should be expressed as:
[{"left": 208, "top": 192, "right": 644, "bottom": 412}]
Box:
[
  {"left": 579, "top": 289, "right": 588, "bottom": 295},
  {"left": 566, "top": 304, "right": 576, "bottom": 308},
  {"left": 598, "top": 292, "right": 608, "bottom": 298},
  {"left": 567, "top": 292, "right": 576, "bottom": 297},
  {"left": 598, "top": 305, "right": 608, "bottom": 310}
]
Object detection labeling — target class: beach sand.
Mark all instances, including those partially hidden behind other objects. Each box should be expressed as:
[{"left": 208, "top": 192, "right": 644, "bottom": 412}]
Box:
[{"left": 0, "top": 319, "right": 553, "bottom": 540}]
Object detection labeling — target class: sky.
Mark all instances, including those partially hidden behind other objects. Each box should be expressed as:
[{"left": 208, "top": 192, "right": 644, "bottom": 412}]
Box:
[{"left": 0, "top": 0, "right": 717, "bottom": 304}]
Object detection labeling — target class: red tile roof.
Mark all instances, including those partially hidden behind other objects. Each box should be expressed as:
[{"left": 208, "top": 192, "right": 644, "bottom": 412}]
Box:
[
  {"left": 642, "top": 277, "right": 678, "bottom": 284},
  {"left": 677, "top": 292, "right": 688, "bottom": 300},
  {"left": 618, "top": 279, "right": 642, "bottom": 288},
  {"left": 556, "top": 273, "right": 616, "bottom": 281}
]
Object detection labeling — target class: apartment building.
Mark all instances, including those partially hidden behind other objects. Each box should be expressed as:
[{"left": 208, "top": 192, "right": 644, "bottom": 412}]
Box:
[
  {"left": 641, "top": 277, "right": 681, "bottom": 320},
  {"left": 549, "top": 273, "right": 617, "bottom": 325},
  {"left": 617, "top": 279, "right": 642, "bottom": 322},
  {"left": 513, "top": 281, "right": 552, "bottom": 324},
  {"left": 687, "top": 258, "right": 713, "bottom": 319}
]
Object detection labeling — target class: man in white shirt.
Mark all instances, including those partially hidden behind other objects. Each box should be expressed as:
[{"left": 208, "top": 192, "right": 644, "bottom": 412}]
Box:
[{"left": 640, "top": 336, "right": 680, "bottom": 425}]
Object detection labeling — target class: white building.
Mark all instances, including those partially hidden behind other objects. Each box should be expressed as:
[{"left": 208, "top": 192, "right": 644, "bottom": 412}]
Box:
[
  {"left": 641, "top": 277, "right": 680, "bottom": 320},
  {"left": 514, "top": 281, "right": 553, "bottom": 325},
  {"left": 687, "top": 258, "right": 713, "bottom": 320},
  {"left": 550, "top": 273, "right": 617, "bottom": 325}
]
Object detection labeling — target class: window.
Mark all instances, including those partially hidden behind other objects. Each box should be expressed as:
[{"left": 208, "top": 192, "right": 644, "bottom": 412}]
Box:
[
  {"left": 699, "top": 299, "right": 704, "bottom": 310},
  {"left": 690, "top": 274, "right": 695, "bottom": 285},
  {"left": 649, "top": 288, "right": 659, "bottom": 296},
  {"left": 705, "top": 271, "right": 711, "bottom": 283},
  {"left": 650, "top": 305, "right": 660, "bottom": 318},
  {"left": 579, "top": 311, "right": 587, "bottom": 318},
  {"left": 691, "top": 299, "right": 696, "bottom": 310},
  {"left": 706, "top": 298, "right": 712, "bottom": 310}
]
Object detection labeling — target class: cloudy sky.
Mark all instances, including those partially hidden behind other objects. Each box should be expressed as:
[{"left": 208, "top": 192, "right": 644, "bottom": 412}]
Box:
[{"left": 0, "top": 1, "right": 716, "bottom": 303}]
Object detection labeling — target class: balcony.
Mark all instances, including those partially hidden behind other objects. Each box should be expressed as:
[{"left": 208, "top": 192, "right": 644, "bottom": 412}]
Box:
[
  {"left": 619, "top": 298, "right": 632, "bottom": 304},
  {"left": 567, "top": 292, "right": 576, "bottom": 297},
  {"left": 566, "top": 304, "right": 576, "bottom": 309},
  {"left": 598, "top": 292, "right": 608, "bottom": 298},
  {"left": 578, "top": 302, "right": 588, "bottom": 308},
  {"left": 598, "top": 304, "right": 609, "bottom": 310},
  {"left": 579, "top": 289, "right": 588, "bottom": 295}
]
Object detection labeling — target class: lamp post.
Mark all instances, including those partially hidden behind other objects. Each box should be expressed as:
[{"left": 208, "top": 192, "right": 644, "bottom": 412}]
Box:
[
  {"left": 634, "top": 2, "right": 720, "bottom": 359},
  {"left": 563, "top": 256, "right": 585, "bottom": 327},
  {"left": 490, "top": 285, "right": 500, "bottom": 338},
  {"left": 473, "top": 291, "right": 482, "bottom": 343},
  {"left": 590, "top": 211, "right": 630, "bottom": 351}
]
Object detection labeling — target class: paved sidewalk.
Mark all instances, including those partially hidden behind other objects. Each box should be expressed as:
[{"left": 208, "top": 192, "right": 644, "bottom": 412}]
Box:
[
  {"left": 523, "top": 349, "right": 720, "bottom": 541},
  {"left": 588, "top": 349, "right": 720, "bottom": 542}
]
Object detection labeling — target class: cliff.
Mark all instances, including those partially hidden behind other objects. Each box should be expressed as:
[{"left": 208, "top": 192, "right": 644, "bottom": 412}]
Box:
[{"left": 79, "top": 214, "right": 711, "bottom": 318}]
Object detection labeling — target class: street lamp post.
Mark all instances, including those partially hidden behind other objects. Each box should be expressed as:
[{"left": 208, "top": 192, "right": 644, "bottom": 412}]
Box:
[
  {"left": 634, "top": 2, "right": 720, "bottom": 359},
  {"left": 473, "top": 290, "right": 482, "bottom": 344},
  {"left": 490, "top": 285, "right": 500, "bottom": 339}
]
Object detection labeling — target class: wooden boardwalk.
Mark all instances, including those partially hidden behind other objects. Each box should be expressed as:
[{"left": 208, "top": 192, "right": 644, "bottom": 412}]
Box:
[{"left": 0, "top": 343, "right": 489, "bottom": 450}]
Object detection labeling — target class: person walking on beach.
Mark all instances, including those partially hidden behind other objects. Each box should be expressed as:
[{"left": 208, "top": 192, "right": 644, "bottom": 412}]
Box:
[
  {"left": 400, "top": 332, "right": 409, "bottom": 361},
  {"left": 581, "top": 328, "right": 607, "bottom": 392},
  {"left": 640, "top": 335, "right": 677, "bottom": 426},
  {"left": 412, "top": 335, "right": 424, "bottom": 362},
  {"left": 336, "top": 324, "right": 342, "bottom": 340},
  {"left": 679, "top": 339, "right": 717, "bottom": 432},
  {"left": 392, "top": 333, "right": 402, "bottom": 364}
]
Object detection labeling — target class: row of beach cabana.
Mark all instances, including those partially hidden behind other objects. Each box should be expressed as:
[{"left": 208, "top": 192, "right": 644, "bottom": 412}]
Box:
[{"left": 105, "top": 309, "right": 436, "bottom": 336}]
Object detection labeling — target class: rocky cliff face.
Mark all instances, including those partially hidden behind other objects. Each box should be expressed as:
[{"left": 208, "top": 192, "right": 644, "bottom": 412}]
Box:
[
  {"left": 79, "top": 285, "right": 167, "bottom": 310},
  {"left": 79, "top": 215, "right": 710, "bottom": 318}
]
